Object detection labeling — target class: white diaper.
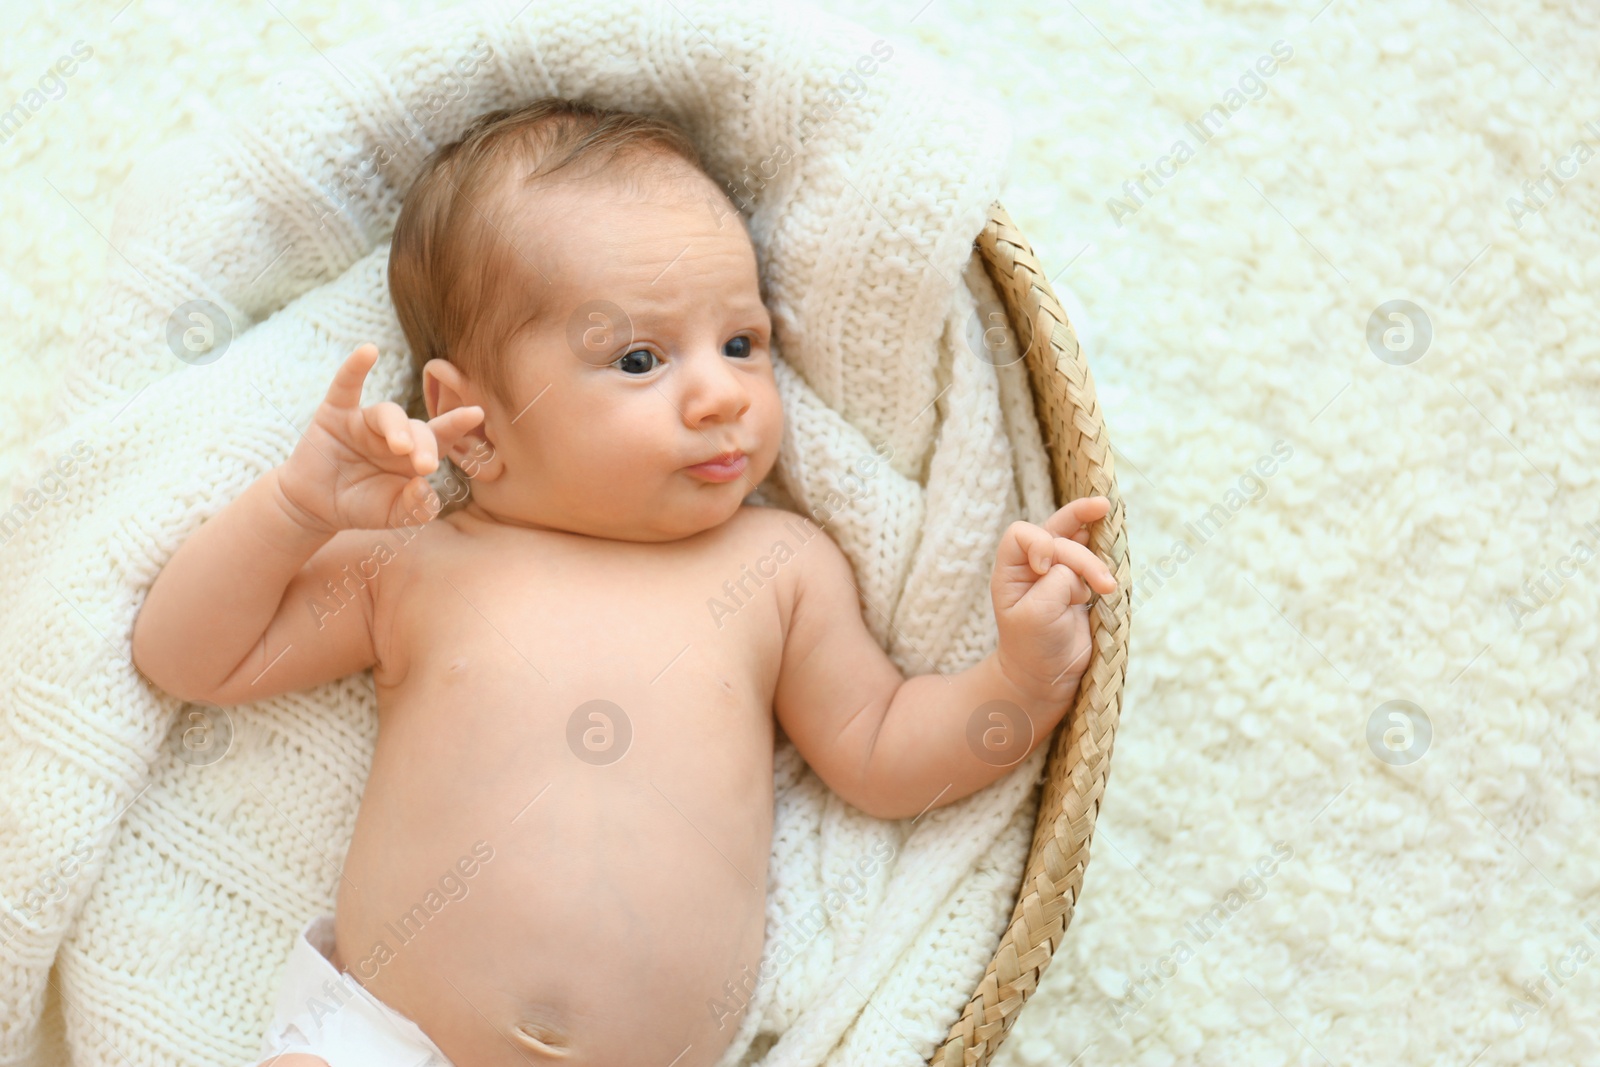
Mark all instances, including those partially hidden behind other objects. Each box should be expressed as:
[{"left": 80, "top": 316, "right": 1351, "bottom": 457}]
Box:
[{"left": 253, "top": 914, "right": 455, "bottom": 1067}]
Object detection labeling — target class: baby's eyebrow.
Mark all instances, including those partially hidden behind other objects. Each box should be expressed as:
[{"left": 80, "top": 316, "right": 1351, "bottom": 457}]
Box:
[
  {"left": 725, "top": 296, "right": 773, "bottom": 323},
  {"left": 626, "top": 301, "right": 771, "bottom": 332}
]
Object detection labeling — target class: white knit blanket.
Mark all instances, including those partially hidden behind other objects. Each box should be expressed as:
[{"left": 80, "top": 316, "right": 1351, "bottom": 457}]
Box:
[{"left": 0, "top": 2, "right": 1061, "bottom": 1065}]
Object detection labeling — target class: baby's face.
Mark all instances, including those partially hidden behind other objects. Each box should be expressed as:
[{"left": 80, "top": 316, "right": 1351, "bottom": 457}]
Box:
[{"left": 431, "top": 169, "right": 783, "bottom": 542}]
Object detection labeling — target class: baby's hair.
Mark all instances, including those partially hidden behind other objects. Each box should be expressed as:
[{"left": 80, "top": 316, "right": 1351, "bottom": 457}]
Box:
[{"left": 389, "top": 97, "right": 731, "bottom": 411}]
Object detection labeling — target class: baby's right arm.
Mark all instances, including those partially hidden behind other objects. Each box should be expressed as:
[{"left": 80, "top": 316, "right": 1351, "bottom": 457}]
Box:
[{"left": 130, "top": 344, "right": 483, "bottom": 707}]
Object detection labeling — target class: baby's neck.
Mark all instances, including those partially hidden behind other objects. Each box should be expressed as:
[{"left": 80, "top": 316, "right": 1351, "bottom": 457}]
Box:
[
  {"left": 454, "top": 497, "right": 561, "bottom": 534},
  {"left": 450, "top": 496, "right": 732, "bottom": 545}
]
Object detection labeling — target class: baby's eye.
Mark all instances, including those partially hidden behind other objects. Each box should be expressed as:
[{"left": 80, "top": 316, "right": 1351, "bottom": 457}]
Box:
[
  {"left": 613, "top": 349, "right": 659, "bottom": 375},
  {"left": 724, "top": 336, "right": 752, "bottom": 359}
]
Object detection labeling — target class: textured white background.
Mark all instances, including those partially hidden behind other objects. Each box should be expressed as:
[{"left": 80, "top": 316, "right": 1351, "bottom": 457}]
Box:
[{"left": 3, "top": 1, "right": 1599, "bottom": 1065}]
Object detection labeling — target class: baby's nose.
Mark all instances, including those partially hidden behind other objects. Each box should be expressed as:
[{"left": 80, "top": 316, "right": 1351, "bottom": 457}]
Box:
[{"left": 681, "top": 351, "right": 751, "bottom": 424}]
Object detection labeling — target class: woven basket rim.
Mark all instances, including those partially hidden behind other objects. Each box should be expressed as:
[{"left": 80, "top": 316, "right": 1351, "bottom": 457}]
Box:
[{"left": 928, "top": 200, "right": 1131, "bottom": 1067}]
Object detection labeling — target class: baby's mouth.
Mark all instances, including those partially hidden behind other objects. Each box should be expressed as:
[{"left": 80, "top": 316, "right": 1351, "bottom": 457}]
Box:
[{"left": 684, "top": 450, "right": 748, "bottom": 482}]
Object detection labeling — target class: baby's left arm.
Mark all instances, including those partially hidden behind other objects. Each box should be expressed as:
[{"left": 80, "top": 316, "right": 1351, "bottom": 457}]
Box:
[{"left": 773, "top": 498, "right": 1115, "bottom": 821}]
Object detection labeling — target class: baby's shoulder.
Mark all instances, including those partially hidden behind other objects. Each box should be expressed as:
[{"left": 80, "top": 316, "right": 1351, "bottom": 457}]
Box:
[
  {"left": 724, "top": 504, "right": 858, "bottom": 602},
  {"left": 725, "top": 503, "right": 829, "bottom": 559}
]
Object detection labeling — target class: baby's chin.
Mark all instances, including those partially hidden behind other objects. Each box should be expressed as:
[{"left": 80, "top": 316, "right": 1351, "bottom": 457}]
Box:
[
  {"left": 608, "top": 496, "right": 747, "bottom": 543},
  {"left": 464, "top": 482, "right": 751, "bottom": 542}
]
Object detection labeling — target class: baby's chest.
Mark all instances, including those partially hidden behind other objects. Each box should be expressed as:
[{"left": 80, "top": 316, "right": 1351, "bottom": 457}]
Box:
[{"left": 380, "top": 526, "right": 793, "bottom": 721}]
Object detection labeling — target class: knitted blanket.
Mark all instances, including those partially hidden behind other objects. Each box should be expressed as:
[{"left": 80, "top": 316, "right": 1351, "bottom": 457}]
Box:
[{"left": 0, "top": 1, "right": 1059, "bottom": 1064}]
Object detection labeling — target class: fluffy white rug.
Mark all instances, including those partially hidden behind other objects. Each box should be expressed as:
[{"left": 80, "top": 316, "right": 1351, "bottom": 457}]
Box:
[{"left": 4, "top": 2, "right": 1598, "bottom": 1067}]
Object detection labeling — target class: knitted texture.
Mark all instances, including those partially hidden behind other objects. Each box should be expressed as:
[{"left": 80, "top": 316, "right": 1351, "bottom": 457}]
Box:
[{"left": 0, "top": 2, "right": 1058, "bottom": 1065}]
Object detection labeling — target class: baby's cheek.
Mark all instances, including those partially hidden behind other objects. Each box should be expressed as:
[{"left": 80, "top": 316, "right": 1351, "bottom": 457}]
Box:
[{"left": 763, "top": 386, "right": 786, "bottom": 437}]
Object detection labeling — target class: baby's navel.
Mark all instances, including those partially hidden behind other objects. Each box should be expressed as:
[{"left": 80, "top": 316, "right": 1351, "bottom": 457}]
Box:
[
  {"left": 510, "top": 1019, "right": 572, "bottom": 1059},
  {"left": 448, "top": 656, "right": 468, "bottom": 674}
]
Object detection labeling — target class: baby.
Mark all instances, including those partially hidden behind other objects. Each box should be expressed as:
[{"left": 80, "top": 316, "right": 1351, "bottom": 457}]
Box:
[{"left": 130, "top": 98, "right": 1115, "bottom": 1067}]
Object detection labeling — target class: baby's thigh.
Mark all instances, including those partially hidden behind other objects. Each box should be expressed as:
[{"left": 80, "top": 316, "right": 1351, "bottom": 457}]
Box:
[{"left": 259, "top": 1055, "right": 331, "bottom": 1067}]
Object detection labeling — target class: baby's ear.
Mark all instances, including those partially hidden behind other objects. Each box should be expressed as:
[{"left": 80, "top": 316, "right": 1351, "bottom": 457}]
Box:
[
  {"left": 423, "top": 358, "right": 471, "bottom": 420},
  {"left": 423, "top": 358, "right": 505, "bottom": 483}
]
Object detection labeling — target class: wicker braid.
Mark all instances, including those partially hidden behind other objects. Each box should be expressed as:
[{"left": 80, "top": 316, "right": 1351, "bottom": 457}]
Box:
[{"left": 929, "top": 202, "right": 1133, "bottom": 1067}]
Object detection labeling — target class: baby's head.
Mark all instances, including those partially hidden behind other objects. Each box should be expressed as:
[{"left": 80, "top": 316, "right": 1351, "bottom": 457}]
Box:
[{"left": 389, "top": 98, "right": 783, "bottom": 542}]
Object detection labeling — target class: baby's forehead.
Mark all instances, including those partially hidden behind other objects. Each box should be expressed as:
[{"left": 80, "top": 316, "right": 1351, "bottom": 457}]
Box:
[
  {"left": 493, "top": 148, "right": 725, "bottom": 216},
  {"left": 491, "top": 170, "right": 753, "bottom": 279},
  {"left": 471, "top": 172, "right": 763, "bottom": 349}
]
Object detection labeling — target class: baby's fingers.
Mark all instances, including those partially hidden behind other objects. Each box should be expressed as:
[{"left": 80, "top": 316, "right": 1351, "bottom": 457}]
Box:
[
  {"left": 363, "top": 402, "right": 415, "bottom": 455},
  {"left": 426, "top": 406, "right": 485, "bottom": 453},
  {"left": 1038, "top": 535, "right": 1117, "bottom": 595},
  {"left": 1033, "top": 559, "right": 1091, "bottom": 608},
  {"left": 358, "top": 404, "right": 442, "bottom": 475},
  {"left": 322, "top": 344, "right": 379, "bottom": 410},
  {"left": 406, "top": 418, "right": 440, "bottom": 475},
  {"left": 390, "top": 475, "right": 442, "bottom": 526},
  {"left": 999, "top": 520, "right": 1116, "bottom": 595},
  {"left": 1042, "top": 495, "right": 1111, "bottom": 540},
  {"left": 999, "top": 521, "right": 1056, "bottom": 580}
]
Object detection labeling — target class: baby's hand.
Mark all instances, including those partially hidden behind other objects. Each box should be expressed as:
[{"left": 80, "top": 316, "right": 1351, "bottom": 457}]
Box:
[
  {"left": 991, "top": 496, "right": 1117, "bottom": 703},
  {"left": 274, "top": 344, "right": 485, "bottom": 535}
]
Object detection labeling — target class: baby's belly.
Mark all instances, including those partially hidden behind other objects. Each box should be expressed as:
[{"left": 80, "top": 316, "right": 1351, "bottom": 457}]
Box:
[{"left": 335, "top": 653, "right": 775, "bottom": 1067}]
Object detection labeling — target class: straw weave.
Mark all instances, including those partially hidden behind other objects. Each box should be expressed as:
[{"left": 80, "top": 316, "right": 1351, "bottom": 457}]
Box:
[{"left": 931, "top": 202, "right": 1132, "bottom": 1067}]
